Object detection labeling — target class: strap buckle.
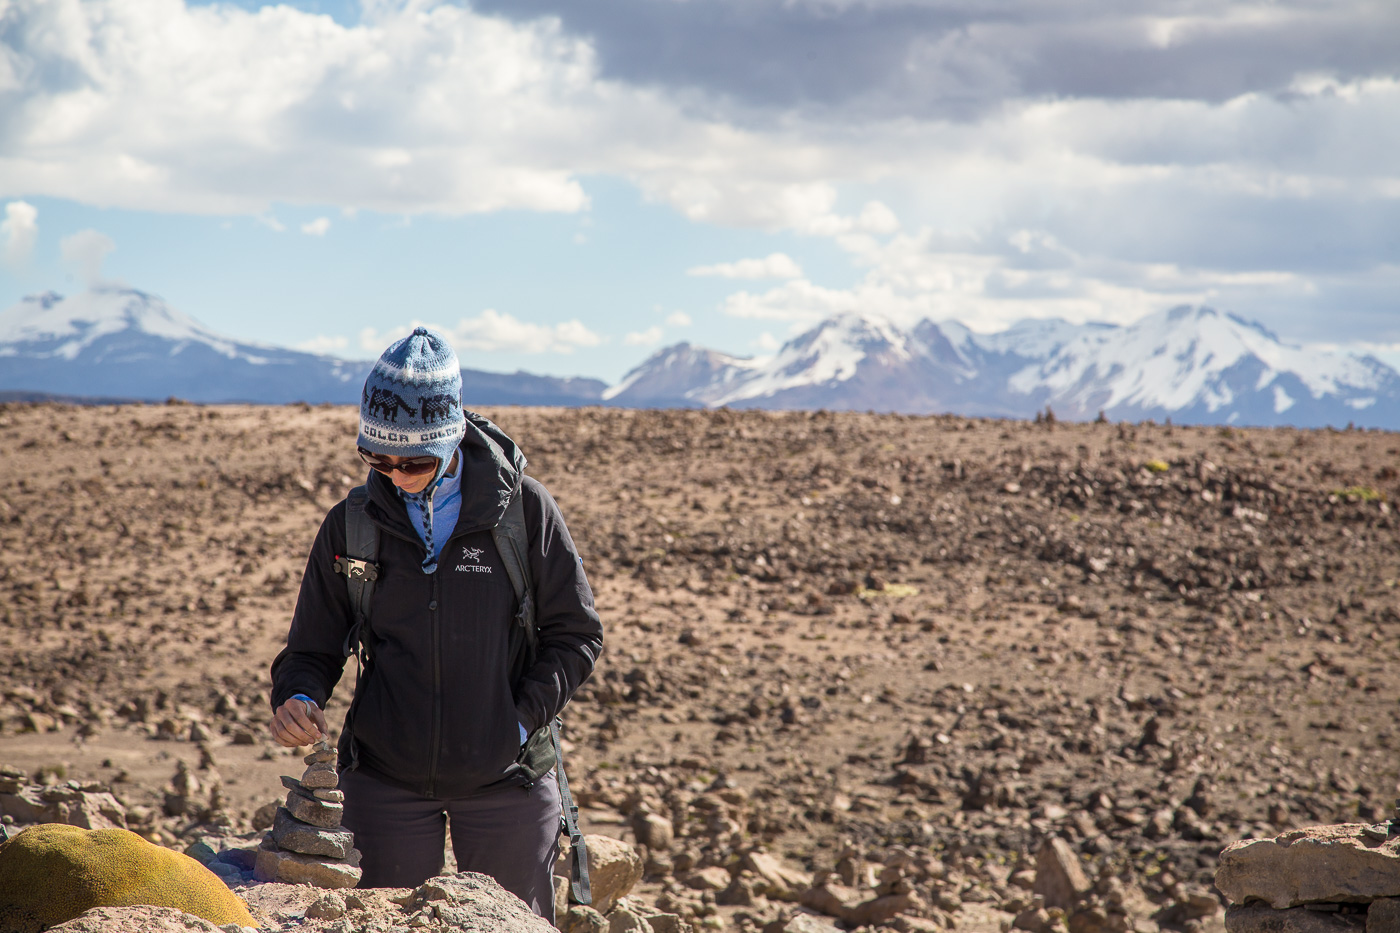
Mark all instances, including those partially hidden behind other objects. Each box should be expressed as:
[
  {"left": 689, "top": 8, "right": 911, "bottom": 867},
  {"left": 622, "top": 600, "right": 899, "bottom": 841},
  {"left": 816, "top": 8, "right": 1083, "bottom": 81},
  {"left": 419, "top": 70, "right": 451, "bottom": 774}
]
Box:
[{"left": 333, "top": 555, "right": 379, "bottom": 581}]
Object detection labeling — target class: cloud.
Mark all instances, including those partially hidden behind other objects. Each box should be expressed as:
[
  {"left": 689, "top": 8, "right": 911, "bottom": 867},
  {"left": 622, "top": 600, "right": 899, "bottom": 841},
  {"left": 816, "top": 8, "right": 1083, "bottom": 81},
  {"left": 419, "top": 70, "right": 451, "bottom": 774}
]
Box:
[
  {"left": 689, "top": 252, "right": 804, "bottom": 280},
  {"left": 360, "top": 310, "right": 604, "bottom": 355},
  {"left": 59, "top": 229, "right": 116, "bottom": 287},
  {"left": 301, "top": 217, "right": 331, "bottom": 236},
  {"left": 296, "top": 334, "right": 350, "bottom": 354},
  {"left": 665, "top": 310, "right": 692, "bottom": 327},
  {"left": 1, "top": 202, "right": 38, "bottom": 270},
  {"left": 1, "top": 0, "right": 1397, "bottom": 346},
  {"left": 623, "top": 325, "right": 663, "bottom": 346},
  {"left": 753, "top": 332, "right": 781, "bottom": 352}
]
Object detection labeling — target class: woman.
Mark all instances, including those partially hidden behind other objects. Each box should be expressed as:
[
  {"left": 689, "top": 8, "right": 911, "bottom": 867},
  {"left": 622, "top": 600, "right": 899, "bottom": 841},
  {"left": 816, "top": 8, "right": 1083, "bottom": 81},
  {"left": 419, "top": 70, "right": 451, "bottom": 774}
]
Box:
[{"left": 268, "top": 327, "right": 603, "bottom": 921}]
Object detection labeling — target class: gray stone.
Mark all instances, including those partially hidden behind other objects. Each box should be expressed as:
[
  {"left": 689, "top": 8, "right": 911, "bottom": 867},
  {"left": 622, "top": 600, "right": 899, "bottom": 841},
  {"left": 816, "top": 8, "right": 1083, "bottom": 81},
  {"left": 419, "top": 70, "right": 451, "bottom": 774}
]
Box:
[
  {"left": 253, "top": 837, "right": 361, "bottom": 888},
  {"left": 1217, "top": 825, "right": 1400, "bottom": 908},
  {"left": 284, "top": 790, "right": 344, "bottom": 829},
  {"left": 562, "top": 906, "right": 608, "bottom": 933},
  {"left": 631, "top": 812, "right": 675, "bottom": 851},
  {"left": 304, "top": 747, "right": 337, "bottom": 766},
  {"left": 301, "top": 765, "right": 339, "bottom": 789},
  {"left": 271, "top": 806, "right": 355, "bottom": 858},
  {"left": 313, "top": 788, "right": 345, "bottom": 802},
  {"left": 1225, "top": 904, "right": 1365, "bottom": 933},
  {"left": 1034, "top": 836, "right": 1092, "bottom": 911}
]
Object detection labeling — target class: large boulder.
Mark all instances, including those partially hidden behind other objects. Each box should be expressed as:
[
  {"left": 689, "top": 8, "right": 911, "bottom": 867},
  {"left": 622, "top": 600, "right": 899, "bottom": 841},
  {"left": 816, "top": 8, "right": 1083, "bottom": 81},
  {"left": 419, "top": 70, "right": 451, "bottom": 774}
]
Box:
[
  {"left": 0, "top": 824, "right": 257, "bottom": 933},
  {"left": 1217, "top": 825, "right": 1400, "bottom": 909},
  {"left": 560, "top": 834, "right": 643, "bottom": 916}
]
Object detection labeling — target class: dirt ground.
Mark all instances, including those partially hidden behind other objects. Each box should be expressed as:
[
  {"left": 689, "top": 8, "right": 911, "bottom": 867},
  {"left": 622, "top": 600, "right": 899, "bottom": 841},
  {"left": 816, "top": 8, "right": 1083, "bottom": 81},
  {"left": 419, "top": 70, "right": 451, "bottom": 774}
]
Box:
[{"left": 2, "top": 402, "right": 1399, "bottom": 931}]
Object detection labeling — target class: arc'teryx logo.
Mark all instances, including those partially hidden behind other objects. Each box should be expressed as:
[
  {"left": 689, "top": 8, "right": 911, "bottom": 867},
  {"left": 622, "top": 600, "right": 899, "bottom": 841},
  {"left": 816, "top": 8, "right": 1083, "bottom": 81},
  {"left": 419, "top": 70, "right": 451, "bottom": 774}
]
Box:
[{"left": 455, "top": 546, "right": 492, "bottom": 574}]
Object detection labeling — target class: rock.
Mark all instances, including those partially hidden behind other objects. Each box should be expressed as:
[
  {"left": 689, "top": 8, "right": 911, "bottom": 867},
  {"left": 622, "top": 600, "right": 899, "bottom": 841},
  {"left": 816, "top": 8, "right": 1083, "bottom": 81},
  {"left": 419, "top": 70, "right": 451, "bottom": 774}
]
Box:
[
  {"left": 312, "top": 789, "right": 344, "bottom": 802},
  {"left": 304, "top": 747, "right": 336, "bottom": 766},
  {"left": 744, "top": 851, "right": 810, "bottom": 901},
  {"left": 608, "top": 898, "right": 656, "bottom": 932},
  {"left": 1224, "top": 904, "right": 1366, "bottom": 933},
  {"left": 252, "top": 837, "right": 361, "bottom": 888},
  {"left": 1034, "top": 836, "right": 1092, "bottom": 911},
  {"left": 682, "top": 865, "right": 732, "bottom": 891},
  {"left": 300, "top": 765, "right": 338, "bottom": 790},
  {"left": 717, "top": 871, "right": 763, "bottom": 907},
  {"left": 1217, "top": 825, "right": 1400, "bottom": 908},
  {"left": 845, "top": 892, "right": 924, "bottom": 927},
  {"left": 282, "top": 791, "right": 344, "bottom": 829},
  {"left": 579, "top": 834, "right": 644, "bottom": 916},
  {"left": 771, "top": 914, "right": 844, "bottom": 933},
  {"left": 45, "top": 905, "right": 223, "bottom": 932},
  {"left": 799, "top": 883, "right": 862, "bottom": 920},
  {"left": 563, "top": 905, "right": 609, "bottom": 933},
  {"left": 884, "top": 917, "right": 945, "bottom": 933},
  {"left": 1368, "top": 898, "right": 1400, "bottom": 932},
  {"left": 411, "top": 873, "right": 558, "bottom": 931},
  {"left": 304, "top": 892, "right": 346, "bottom": 920},
  {"left": 270, "top": 806, "right": 354, "bottom": 859},
  {"left": 632, "top": 812, "right": 675, "bottom": 851}
]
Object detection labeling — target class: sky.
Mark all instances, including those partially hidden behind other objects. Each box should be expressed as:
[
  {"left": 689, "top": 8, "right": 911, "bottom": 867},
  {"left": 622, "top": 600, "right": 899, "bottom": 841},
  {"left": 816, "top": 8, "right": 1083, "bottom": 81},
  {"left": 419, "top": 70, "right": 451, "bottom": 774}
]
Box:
[{"left": 1, "top": 0, "right": 1398, "bottom": 383}]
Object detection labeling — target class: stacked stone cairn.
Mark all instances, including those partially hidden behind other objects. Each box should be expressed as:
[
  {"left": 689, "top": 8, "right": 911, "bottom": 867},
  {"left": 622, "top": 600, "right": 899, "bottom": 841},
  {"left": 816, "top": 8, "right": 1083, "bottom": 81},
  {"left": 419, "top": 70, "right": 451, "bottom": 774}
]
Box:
[
  {"left": 253, "top": 740, "right": 362, "bottom": 888},
  {"left": 1216, "top": 807, "right": 1400, "bottom": 932}
]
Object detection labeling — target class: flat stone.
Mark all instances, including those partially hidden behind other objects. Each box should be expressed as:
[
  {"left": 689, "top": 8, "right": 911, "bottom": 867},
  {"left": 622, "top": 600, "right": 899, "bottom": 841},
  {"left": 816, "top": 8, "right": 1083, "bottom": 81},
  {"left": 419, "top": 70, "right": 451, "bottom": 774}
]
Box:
[
  {"left": 1217, "top": 825, "right": 1400, "bottom": 909},
  {"left": 285, "top": 789, "right": 345, "bottom": 829},
  {"left": 253, "top": 837, "right": 361, "bottom": 889},
  {"left": 1035, "top": 836, "right": 1092, "bottom": 911},
  {"left": 313, "top": 788, "right": 345, "bottom": 802},
  {"left": 271, "top": 806, "right": 355, "bottom": 858},
  {"left": 304, "top": 747, "right": 337, "bottom": 766},
  {"left": 281, "top": 774, "right": 312, "bottom": 797},
  {"left": 1224, "top": 904, "right": 1365, "bottom": 933},
  {"left": 743, "top": 851, "right": 810, "bottom": 901},
  {"left": 300, "top": 766, "right": 339, "bottom": 789}
]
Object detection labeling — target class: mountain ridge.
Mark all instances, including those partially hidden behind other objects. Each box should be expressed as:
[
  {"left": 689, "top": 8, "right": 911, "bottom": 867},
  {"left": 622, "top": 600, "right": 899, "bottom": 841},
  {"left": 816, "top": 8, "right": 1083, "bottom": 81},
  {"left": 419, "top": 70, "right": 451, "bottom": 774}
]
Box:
[{"left": 1, "top": 287, "right": 1394, "bottom": 428}]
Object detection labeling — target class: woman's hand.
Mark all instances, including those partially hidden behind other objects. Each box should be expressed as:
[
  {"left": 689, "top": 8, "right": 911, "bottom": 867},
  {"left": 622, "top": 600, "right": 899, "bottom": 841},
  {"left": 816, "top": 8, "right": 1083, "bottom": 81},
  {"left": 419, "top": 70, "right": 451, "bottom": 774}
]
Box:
[{"left": 269, "top": 696, "right": 327, "bottom": 747}]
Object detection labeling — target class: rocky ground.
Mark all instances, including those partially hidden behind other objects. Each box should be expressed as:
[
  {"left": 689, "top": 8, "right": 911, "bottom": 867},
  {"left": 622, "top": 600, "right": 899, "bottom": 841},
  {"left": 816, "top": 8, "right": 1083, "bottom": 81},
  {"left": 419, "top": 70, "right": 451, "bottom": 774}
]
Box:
[{"left": 2, "top": 402, "right": 1399, "bottom": 932}]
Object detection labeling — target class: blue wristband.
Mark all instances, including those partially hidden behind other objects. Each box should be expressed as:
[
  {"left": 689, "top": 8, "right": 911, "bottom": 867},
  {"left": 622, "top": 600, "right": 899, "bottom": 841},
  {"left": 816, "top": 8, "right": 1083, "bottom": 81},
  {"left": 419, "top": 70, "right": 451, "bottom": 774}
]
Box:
[
  {"left": 291, "top": 693, "right": 317, "bottom": 708},
  {"left": 519, "top": 722, "right": 528, "bottom": 744}
]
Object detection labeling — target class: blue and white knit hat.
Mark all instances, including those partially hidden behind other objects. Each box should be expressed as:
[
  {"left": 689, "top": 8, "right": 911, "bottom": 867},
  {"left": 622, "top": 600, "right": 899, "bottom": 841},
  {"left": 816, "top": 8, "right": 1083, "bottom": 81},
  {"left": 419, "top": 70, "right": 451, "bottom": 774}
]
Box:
[{"left": 359, "top": 327, "right": 466, "bottom": 572}]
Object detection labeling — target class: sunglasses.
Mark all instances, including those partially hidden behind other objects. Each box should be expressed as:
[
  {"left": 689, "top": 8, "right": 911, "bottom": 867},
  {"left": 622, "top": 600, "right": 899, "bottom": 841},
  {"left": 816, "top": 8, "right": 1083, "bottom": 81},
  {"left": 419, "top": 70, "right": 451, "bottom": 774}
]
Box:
[{"left": 357, "top": 447, "right": 440, "bottom": 477}]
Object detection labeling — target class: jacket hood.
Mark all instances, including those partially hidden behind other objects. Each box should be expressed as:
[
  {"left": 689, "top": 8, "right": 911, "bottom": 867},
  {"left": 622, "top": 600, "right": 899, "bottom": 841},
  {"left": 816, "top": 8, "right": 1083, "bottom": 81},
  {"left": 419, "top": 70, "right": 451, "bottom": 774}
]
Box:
[{"left": 364, "top": 410, "right": 528, "bottom": 542}]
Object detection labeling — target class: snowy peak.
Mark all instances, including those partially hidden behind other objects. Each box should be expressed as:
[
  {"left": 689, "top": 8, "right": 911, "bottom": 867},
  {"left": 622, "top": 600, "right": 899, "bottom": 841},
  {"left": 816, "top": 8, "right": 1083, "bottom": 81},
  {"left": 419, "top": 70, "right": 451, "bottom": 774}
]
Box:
[
  {"left": 0, "top": 287, "right": 257, "bottom": 362},
  {"left": 606, "top": 305, "right": 1400, "bottom": 427},
  {"left": 603, "top": 342, "right": 760, "bottom": 404}
]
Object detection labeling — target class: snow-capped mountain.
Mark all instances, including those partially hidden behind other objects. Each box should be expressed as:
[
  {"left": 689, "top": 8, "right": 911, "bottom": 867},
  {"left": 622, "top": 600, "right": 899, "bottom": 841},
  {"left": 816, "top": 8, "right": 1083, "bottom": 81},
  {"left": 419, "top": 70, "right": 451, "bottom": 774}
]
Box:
[
  {"left": 0, "top": 288, "right": 606, "bottom": 406},
  {"left": 611, "top": 307, "right": 1400, "bottom": 428},
  {"left": 0, "top": 288, "right": 368, "bottom": 403},
  {"left": 603, "top": 343, "right": 761, "bottom": 407}
]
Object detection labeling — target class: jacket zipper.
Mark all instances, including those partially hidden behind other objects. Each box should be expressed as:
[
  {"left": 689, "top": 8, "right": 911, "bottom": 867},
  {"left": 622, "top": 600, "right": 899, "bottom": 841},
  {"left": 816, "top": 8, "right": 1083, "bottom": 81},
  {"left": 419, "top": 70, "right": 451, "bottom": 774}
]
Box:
[{"left": 426, "top": 570, "right": 442, "bottom": 798}]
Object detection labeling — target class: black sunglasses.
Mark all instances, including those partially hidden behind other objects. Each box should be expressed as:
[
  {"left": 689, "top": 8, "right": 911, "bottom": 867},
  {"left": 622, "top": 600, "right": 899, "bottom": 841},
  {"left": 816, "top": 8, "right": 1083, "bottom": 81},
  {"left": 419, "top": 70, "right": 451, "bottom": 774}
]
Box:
[{"left": 357, "top": 447, "right": 440, "bottom": 477}]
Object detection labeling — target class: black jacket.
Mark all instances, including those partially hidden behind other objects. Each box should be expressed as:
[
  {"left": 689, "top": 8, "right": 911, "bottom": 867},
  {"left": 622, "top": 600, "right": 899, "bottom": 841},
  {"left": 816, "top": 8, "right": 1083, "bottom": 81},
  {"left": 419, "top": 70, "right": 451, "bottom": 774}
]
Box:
[{"left": 270, "top": 413, "right": 603, "bottom": 798}]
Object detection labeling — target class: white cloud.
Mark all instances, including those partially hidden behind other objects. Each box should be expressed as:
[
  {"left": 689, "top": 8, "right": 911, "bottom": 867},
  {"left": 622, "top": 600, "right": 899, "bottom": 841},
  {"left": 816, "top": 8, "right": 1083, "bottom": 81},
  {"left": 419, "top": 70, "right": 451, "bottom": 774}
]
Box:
[
  {"left": 665, "top": 310, "right": 692, "bottom": 327},
  {"left": 59, "top": 229, "right": 116, "bottom": 287},
  {"left": 296, "top": 334, "right": 350, "bottom": 354},
  {"left": 688, "top": 252, "right": 805, "bottom": 280},
  {"left": 753, "top": 332, "right": 782, "bottom": 352},
  {"left": 258, "top": 215, "right": 286, "bottom": 233},
  {"left": 623, "top": 325, "right": 664, "bottom": 346},
  {"left": 359, "top": 310, "right": 604, "bottom": 355},
  {"left": 1, "top": 202, "right": 38, "bottom": 270},
  {"left": 301, "top": 217, "right": 331, "bottom": 236}
]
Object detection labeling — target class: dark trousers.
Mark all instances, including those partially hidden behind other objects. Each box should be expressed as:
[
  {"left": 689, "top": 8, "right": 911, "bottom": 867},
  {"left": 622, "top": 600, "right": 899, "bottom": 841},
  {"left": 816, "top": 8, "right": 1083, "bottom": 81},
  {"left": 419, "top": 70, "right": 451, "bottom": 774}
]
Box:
[{"left": 340, "top": 768, "right": 561, "bottom": 924}]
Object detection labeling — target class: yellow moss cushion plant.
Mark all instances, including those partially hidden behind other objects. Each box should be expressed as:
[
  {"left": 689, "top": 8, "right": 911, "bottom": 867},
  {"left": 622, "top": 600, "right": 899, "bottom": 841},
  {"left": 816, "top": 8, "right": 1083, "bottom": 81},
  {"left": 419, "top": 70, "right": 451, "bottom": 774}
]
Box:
[{"left": 0, "top": 823, "right": 258, "bottom": 932}]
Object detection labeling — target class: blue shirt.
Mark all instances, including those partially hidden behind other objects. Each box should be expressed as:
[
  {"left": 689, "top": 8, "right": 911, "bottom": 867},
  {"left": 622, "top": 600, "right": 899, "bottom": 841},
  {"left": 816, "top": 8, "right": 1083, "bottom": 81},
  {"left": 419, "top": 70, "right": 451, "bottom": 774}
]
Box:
[{"left": 401, "top": 454, "right": 463, "bottom": 571}]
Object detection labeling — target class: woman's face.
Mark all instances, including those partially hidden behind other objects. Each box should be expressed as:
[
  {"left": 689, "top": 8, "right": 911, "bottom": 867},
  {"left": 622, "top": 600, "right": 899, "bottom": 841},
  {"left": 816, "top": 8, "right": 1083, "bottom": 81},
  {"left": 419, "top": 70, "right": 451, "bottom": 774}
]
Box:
[{"left": 380, "top": 456, "right": 437, "bottom": 494}]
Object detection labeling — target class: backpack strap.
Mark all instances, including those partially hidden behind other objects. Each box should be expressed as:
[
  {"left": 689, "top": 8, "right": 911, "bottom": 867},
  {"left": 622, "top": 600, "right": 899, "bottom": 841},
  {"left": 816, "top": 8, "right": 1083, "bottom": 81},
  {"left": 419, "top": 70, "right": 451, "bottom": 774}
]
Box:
[
  {"left": 332, "top": 482, "right": 380, "bottom": 773},
  {"left": 493, "top": 484, "right": 591, "bottom": 906},
  {"left": 552, "top": 718, "right": 591, "bottom": 906},
  {"left": 333, "top": 483, "right": 380, "bottom": 663},
  {"left": 491, "top": 486, "right": 536, "bottom": 651}
]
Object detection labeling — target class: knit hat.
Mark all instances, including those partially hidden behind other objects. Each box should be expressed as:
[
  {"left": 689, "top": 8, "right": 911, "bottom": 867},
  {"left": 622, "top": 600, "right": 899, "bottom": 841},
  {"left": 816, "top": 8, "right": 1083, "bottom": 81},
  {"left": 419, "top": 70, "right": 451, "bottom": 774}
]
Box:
[{"left": 359, "top": 327, "right": 465, "bottom": 571}]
